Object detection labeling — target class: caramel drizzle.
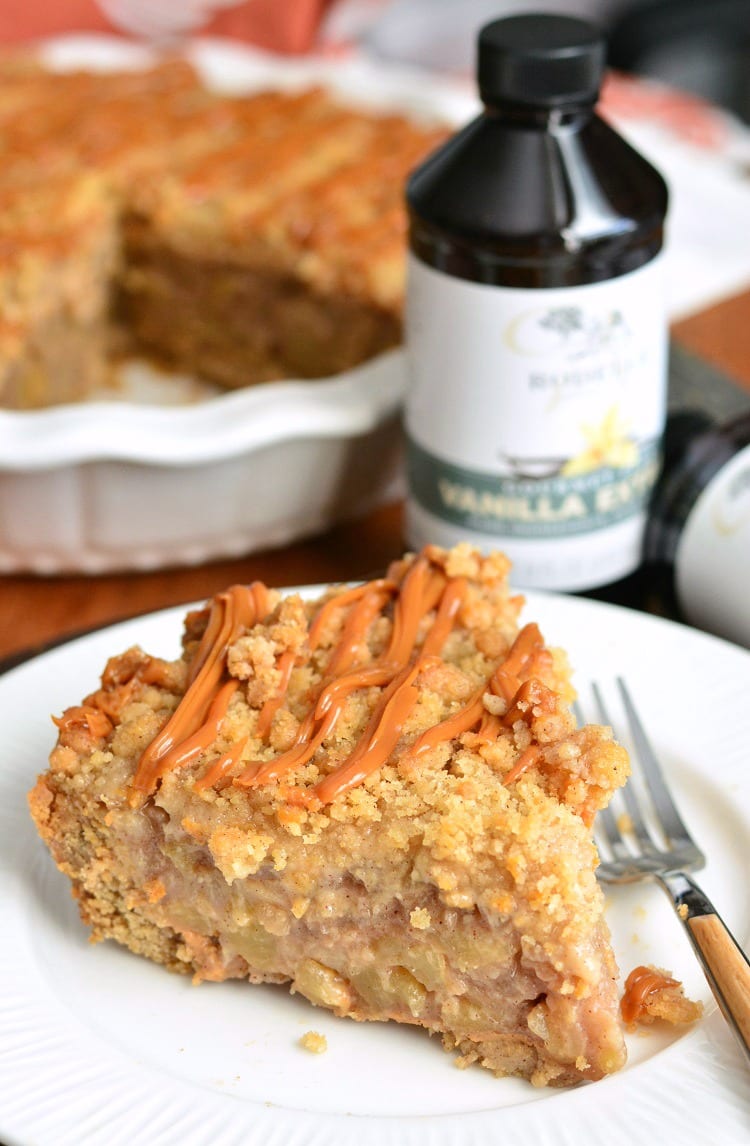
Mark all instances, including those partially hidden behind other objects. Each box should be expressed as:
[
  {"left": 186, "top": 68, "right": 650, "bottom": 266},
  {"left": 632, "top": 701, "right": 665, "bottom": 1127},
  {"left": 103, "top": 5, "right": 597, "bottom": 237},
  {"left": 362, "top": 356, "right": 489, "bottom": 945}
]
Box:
[
  {"left": 194, "top": 733, "right": 250, "bottom": 793},
  {"left": 53, "top": 704, "right": 112, "bottom": 740},
  {"left": 130, "top": 582, "right": 269, "bottom": 798},
  {"left": 85, "top": 654, "right": 175, "bottom": 723},
  {"left": 504, "top": 744, "right": 542, "bottom": 785},
  {"left": 420, "top": 576, "right": 466, "bottom": 657},
  {"left": 158, "top": 678, "right": 239, "bottom": 772},
  {"left": 403, "top": 624, "right": 551, "bottom": 778},
  {"left": 233, "top": 556, "right": 446, "bottom": 793},
  {"left": 620, "top": 966, "right": 680, "bottom": 1024},
  {"left": 313, "top": 657, "right": 431, "bottom": 805},
  {"left": 306, "top": 578, "right": 396, "bottom": 655},
  {"left": 250, "top": 579, "right": 398, "bottom": 744},
  {"left": 255, "top": 650, "right": 297, "bottom": 740},
  {"left": 130, "top": 551, "right": 552, "bottom": 806}
]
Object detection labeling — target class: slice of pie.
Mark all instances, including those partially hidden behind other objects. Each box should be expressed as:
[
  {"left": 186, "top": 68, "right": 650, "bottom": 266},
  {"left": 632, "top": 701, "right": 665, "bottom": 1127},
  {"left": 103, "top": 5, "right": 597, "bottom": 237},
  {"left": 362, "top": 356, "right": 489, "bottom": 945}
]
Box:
[{"left": 29, "top": 545, "right": 630, "bottom": 1086}]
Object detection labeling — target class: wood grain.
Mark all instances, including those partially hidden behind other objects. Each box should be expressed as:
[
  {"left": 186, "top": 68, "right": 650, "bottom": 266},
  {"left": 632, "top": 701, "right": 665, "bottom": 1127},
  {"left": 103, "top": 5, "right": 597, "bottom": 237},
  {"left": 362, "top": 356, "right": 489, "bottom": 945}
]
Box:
[
  {"left": 672, "top": 290, "right": 750, "bottom": 388},
  {"left": 0, "top": 503, "right": 406, "bottom": 663},
  {"left": 688, "top": 913, "right": 750, "bottom": 1053}
]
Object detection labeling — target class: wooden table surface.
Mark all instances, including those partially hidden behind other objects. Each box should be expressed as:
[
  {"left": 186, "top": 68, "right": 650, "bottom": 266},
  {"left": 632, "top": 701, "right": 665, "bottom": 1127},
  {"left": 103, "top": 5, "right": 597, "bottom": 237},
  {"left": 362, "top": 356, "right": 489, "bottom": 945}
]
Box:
[{"left": 2, "top": 289, "right": 750, "bottom": 666}]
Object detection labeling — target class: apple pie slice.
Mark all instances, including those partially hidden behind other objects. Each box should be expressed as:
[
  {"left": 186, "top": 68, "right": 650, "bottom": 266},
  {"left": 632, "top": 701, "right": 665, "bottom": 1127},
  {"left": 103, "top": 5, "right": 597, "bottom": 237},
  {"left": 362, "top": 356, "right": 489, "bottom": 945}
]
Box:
[{"left": 29, "top": 545, "right": 629, "bottom": 1086}]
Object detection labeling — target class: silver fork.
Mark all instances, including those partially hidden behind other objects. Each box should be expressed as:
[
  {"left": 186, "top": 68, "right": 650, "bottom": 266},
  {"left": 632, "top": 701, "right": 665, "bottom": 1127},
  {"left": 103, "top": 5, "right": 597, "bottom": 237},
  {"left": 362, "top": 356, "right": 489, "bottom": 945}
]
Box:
[{"left": 576, "top": 678, "right": 750, "bottom": 1065}]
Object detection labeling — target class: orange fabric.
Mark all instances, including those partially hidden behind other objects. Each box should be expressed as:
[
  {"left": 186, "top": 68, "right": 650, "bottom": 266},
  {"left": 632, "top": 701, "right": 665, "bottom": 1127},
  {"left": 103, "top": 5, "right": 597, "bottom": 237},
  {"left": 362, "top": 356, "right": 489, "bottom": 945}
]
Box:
[
  {"left": 205, "top": 0, "right": 333, "bottom": 54},
  {"left": 0, "top": 0, "right": 334, "bottom": 55},
  {"left": 0, "top": 1, "right": 111, "bottom": 43}
]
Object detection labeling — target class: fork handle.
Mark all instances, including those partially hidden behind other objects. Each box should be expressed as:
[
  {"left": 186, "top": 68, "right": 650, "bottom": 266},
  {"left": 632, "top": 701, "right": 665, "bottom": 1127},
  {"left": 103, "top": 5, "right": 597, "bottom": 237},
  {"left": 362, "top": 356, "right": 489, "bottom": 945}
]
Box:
[{"left": 660, "top": 871, "right": 750, "bottom": 1066}]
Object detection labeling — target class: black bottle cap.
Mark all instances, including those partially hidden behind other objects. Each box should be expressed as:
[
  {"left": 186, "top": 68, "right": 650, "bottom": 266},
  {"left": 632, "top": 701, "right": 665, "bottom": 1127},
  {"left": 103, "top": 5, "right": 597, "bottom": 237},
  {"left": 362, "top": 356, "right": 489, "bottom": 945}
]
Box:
[{"left": 478, "top": 13, "right": 606, "bottom": 108}]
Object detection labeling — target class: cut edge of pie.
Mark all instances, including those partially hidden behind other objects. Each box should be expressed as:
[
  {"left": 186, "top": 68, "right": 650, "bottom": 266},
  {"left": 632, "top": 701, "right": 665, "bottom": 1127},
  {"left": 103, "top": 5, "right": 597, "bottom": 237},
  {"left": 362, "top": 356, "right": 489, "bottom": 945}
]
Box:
[
  {"left": 0, "top": 60, "right": 446, "bottom": 407},
  {"left": 29, "top": 543, "right": 630, "bottom": 1087}
]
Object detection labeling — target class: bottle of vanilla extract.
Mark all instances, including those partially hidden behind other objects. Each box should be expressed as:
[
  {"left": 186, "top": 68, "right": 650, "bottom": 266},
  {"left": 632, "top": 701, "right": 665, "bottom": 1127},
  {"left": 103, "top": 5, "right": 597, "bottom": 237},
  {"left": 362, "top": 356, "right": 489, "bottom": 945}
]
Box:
[{"left": 405, "top": 13, "right": 669, "bottom": 591}]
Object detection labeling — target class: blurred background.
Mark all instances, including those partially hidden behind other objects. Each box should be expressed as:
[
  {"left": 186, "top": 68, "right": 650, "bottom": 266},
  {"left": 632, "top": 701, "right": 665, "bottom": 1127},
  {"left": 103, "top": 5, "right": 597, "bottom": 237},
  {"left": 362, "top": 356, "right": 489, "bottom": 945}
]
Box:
[
  {"left": 342, "top": 0, "right": 750, "bottom": 125},
  {"left": 1, "top": 0, "right": 749, "bottom": 647},
  {"left": 2, "top": 0, "right": 749, "bottom": 123}
]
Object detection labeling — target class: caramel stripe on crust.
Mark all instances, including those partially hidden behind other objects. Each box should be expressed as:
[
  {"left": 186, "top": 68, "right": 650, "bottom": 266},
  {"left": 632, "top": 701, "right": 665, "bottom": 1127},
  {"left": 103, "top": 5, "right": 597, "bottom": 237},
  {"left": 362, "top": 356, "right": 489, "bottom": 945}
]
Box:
[
  {"left": 130, "top": 582, "right": 269, "bottom": 799},
  {"left": 128, "top": 551, "right": 553, "bottom": 805}
]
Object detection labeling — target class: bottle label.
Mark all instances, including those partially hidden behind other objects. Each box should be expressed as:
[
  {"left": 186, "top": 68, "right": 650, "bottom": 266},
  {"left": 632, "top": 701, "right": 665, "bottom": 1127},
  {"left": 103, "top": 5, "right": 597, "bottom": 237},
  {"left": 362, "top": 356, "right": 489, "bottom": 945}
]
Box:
[
  {"left": 408, "top": 437, "right": 661, "bottom": 538},
  {"left": 675, "top": 443, "right": 750, "bottom": 647},
  {"left": 405, "top": 253, "right": 667, "bottom": 589}
]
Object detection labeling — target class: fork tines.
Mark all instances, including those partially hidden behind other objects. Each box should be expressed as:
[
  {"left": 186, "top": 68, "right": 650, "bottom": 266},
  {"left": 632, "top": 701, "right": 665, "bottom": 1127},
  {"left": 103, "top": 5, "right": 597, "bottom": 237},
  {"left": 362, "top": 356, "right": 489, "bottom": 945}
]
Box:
[{"left": 575, "top": 679, "right": 705, "bottom": 876}]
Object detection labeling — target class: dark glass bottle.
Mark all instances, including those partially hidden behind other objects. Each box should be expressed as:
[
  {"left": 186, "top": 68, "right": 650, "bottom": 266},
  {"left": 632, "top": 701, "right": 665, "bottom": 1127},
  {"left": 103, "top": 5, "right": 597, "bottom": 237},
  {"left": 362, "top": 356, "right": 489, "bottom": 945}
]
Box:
[
  {"left": 643, "top": 410, "right": 750, "bottom": 646},
  {"left": 405, "top": 13, "right": 669, "bottom": 592}
]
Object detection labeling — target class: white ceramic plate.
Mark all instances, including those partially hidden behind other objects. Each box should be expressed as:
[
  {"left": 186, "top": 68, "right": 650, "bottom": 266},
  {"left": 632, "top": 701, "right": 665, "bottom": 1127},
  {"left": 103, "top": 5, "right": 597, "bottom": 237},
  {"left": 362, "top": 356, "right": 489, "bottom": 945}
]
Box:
[{"left": 1, "top": 590, "right": 749, "bottom": 1146}]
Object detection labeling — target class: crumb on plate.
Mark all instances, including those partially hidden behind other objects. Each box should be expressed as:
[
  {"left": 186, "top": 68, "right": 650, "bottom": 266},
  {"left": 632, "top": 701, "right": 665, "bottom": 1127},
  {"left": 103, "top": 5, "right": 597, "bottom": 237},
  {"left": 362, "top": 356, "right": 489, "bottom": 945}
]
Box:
[
  {"left": 299, "top": 1030, "right": 328, "bottom": 1054},
  {"left": 621, "top": 965, "right": 703, "bottom": 1028}
]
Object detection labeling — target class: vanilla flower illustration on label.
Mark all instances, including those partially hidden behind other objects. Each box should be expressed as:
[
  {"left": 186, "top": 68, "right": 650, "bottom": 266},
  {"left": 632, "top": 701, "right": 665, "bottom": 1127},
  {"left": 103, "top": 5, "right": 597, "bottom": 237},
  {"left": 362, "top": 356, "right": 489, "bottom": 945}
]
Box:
[{"left": 561, "top": 407, "right": 639, "bottom": 477}]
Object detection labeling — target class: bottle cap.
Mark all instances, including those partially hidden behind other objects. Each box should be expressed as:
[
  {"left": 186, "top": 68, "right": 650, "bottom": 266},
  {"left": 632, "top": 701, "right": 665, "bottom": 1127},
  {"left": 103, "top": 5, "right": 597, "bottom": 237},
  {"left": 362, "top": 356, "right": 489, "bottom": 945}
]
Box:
[{"left": 478, "top": 14, "right": 605, "bottom": 108}]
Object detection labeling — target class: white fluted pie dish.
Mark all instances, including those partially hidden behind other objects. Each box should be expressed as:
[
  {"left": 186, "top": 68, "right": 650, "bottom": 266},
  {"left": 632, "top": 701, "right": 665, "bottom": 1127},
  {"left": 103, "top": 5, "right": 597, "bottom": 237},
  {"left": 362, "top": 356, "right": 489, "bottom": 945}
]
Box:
[{"left": 0, "top": 351, "right": 407, "bottom": 573}]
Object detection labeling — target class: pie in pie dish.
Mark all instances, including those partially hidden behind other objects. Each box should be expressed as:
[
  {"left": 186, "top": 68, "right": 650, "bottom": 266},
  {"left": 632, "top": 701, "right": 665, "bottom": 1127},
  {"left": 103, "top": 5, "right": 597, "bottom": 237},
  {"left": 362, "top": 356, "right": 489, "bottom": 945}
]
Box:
[
  {"left": 29, "top": 545, "right": 630, "bottom": 1086},
  {"left": 0, "top": 58, "right": 446, "bottom": 407}
]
